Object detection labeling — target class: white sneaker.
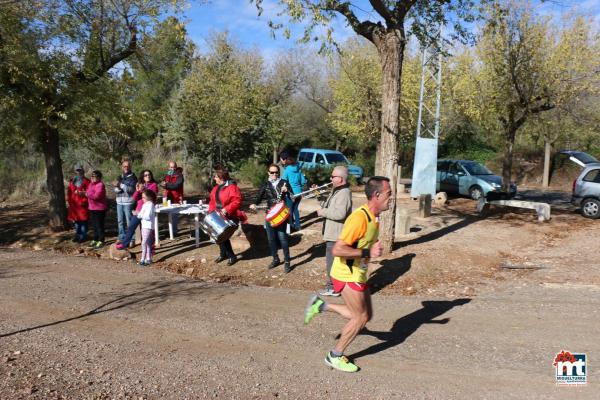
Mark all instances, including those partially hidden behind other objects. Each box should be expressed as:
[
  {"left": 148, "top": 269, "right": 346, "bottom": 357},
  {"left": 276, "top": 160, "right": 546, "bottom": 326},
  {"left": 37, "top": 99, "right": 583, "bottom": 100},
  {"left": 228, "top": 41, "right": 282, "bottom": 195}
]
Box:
[{"left": 319, "top": 288, "right": 340, "bottom": 297}]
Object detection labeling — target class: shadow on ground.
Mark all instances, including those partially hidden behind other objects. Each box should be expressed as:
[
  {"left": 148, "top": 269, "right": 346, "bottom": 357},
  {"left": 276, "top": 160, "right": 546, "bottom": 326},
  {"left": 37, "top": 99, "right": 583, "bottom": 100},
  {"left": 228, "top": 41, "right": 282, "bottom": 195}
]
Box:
[
  {"left": 369, "top": 253, "right": 415, "bottom": 295},
  {"left": 351, "top": 298, "right": 471, "bottom": 360},
  {"left": 0, "top": 279, "right": 231, "bottom": 338}
]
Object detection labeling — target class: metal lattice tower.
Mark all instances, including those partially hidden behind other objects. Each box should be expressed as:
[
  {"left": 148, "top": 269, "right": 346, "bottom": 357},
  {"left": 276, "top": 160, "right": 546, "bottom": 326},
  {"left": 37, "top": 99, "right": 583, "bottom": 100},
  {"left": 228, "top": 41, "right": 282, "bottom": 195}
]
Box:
[
  {"left": 416, "top": 31, "right": 443, "bottom": 140},
  {"left": 410, "top": 29, "right": 443, "bottom": 198}
]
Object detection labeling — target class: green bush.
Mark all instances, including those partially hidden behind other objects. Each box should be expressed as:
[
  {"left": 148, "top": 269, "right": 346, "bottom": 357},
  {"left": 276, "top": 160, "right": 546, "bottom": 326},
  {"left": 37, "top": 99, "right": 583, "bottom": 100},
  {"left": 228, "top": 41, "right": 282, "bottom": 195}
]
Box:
[
  {"left": 236, "top": 159, "right": 266, "bottom": 188},
  {"left": 351, "top": 153, "right": 375, "bottom": 177},
  {"left": 302, "top": 164, "right": 358, "bottom": 187}
]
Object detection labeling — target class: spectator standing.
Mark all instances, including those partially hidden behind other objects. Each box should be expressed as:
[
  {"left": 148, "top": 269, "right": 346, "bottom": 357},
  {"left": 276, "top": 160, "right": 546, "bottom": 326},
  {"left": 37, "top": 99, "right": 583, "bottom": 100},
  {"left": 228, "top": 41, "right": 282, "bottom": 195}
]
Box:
[
  {"left": 280, "top": 151, "right": 307, "bottom": 231},
  {"left": 112, "top": 159, "right": 137, "bottom": 243},
  {"left": 137, "top": 189, "right": 157, "bottom": 266},
  {"left": 116, "top": 169, "right": 158, "bottom": 250},
  {"left": 317, "top": 166, "right": 352, "bottom": 296},
  {"left": 67, "top": 164, "right": 90, "bottom": 243},
  {"left": 160, "top": 161, "right": 184, "bottom": 236},
  {"left": 86, "top": 170, "right": 108, "bottom": 248}
]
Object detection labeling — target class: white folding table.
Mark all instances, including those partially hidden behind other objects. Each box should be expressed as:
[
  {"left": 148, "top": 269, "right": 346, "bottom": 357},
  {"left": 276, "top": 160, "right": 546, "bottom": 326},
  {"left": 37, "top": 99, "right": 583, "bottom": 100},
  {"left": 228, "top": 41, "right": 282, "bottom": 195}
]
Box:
[{"left": 154, "top": 204, "right": 208, "bottom": 248}]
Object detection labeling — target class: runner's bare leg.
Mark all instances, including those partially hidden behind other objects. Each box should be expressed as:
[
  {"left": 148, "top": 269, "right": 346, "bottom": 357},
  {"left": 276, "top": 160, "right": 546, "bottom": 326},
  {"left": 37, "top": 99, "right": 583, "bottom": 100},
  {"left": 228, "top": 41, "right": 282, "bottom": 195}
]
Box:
[{"left": 333, "top": 287, "right": 372, "bottom": 353}]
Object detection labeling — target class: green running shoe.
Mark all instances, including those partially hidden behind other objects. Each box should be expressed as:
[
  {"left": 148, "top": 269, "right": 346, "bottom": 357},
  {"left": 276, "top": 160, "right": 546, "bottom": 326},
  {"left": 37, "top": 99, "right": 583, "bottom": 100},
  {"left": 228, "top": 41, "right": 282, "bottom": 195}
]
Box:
[
  {"left": 87, "top": 240, "right": 97, "bottom": 248},
  {"left": 304, "top": 294, "right": 324, "bottom": 325},
  {"left": 94, "top": 241, "right": 104, "bottom": 249},
  {"left": 324, "top": 353, "right": 359, "bottom": 373}
]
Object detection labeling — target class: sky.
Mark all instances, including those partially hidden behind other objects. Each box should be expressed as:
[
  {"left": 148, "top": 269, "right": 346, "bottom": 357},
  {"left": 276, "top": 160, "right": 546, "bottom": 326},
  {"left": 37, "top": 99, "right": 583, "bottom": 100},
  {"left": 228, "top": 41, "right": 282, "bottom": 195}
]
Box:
[{"left": 182, "top": 0, "right": 600, "bottom": 60}]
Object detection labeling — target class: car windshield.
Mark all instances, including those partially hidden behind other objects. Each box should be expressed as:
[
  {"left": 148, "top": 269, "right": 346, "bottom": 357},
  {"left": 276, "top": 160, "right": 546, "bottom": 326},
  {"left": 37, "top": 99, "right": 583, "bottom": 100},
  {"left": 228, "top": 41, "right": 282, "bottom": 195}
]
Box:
[
  {"left": 462, "top": 162, "right": 493, "bottom": 175},
  {"left": 325, "top": 153, "right": 348, "bottom": 164}
]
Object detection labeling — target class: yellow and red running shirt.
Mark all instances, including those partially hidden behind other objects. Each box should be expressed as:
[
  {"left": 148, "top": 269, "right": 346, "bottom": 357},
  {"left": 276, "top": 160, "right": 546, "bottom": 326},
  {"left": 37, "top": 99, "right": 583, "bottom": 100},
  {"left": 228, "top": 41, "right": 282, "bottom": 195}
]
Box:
[{"left": 329, "top": 205, "right": 379, "bottom": 284}]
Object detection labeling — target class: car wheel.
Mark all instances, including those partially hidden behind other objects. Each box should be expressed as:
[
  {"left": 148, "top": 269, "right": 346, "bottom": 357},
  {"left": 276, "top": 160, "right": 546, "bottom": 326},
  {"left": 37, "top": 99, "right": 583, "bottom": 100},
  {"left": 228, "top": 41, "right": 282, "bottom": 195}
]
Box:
[
  {"left": 469, "top": 185, "right": 483, "bottom": 200},
  {"left": 581, "top": 198, "right": 600, "bottom": 219}
]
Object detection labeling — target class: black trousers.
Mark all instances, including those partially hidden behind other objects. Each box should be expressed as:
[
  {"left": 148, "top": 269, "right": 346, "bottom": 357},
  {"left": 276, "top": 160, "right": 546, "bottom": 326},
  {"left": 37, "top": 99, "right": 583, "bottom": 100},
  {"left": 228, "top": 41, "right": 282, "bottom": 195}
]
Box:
[
  {"left": 89, "top": 210, "right": 106, "bottom": 242},
  {"left": 219, "top": 240, "right": 235, "bottom": 258}
]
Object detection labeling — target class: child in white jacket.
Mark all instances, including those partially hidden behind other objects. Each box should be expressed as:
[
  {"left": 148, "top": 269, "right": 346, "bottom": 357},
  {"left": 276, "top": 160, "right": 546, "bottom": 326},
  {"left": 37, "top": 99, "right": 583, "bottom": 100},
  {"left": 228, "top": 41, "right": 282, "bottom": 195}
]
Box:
[{"left": 137, "top": 189, "right": 156, "bottom": 266}]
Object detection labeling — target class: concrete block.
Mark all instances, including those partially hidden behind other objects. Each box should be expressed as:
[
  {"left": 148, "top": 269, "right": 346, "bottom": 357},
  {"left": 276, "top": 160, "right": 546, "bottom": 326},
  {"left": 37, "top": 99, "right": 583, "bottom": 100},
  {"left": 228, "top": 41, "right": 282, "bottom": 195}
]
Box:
[
  {"left": 418, "top": 194, "right": 432, "bottom": 218},
  {"left": 435, "top": 192, "right": 448, "bottom": 206},
  {"left": 479, "top": 199, "right": 551, "bottom": 222}
]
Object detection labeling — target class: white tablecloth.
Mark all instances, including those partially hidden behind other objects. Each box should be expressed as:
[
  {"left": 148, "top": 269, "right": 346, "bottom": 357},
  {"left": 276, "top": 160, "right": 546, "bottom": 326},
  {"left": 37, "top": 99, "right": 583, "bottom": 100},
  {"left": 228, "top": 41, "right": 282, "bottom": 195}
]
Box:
[{"left": 154, "top": 204, "right": 209, "bottom": 247}]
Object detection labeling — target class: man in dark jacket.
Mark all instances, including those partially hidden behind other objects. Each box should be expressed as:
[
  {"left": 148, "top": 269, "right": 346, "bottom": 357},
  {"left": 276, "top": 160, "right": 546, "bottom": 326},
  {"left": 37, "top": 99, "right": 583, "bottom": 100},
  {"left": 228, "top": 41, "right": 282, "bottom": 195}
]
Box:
[
  {"left": 112, "top": 159, "right": 137, "bottom": 243},
  {"left": 250, "top": 164, "right": 292, "bottom": 273}
]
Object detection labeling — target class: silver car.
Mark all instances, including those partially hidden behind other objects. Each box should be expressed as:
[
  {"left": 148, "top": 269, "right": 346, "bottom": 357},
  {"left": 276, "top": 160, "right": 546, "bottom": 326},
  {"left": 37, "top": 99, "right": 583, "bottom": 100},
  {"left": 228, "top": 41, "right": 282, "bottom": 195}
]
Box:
[{"left": 563, "top": 151, "right": 600, "bottom": 218}]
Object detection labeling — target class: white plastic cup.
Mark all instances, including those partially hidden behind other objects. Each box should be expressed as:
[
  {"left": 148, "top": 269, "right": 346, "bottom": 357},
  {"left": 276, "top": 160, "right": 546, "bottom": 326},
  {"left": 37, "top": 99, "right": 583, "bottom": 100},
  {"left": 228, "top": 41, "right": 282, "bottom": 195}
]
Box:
[
  {"left": 167, "top": 200, "right": 171, "bottom": 206},
  {"left": 183, "top": 200, "right": 187, "bottom": 205}
]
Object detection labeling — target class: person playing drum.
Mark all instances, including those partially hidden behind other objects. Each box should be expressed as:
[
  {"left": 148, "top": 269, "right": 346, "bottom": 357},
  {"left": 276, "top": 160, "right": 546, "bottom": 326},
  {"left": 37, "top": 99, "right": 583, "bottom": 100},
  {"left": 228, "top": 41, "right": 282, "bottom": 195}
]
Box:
[
  {"left": 208, "top": 165, "right": 247, "bottom": 266},
  {"left": 249, "top": 164, "right": 292, "bottom": 273}
]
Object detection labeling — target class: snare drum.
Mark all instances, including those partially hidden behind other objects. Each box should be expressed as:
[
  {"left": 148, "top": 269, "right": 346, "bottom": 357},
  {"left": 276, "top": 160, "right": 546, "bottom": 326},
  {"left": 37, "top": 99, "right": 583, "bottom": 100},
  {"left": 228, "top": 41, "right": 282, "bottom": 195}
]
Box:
[
  {"left": 265, "top": 201, "right": 290, "bottom": 227},
  {"left": 200, "top": 209, "right": 238, "bottom": 244}
]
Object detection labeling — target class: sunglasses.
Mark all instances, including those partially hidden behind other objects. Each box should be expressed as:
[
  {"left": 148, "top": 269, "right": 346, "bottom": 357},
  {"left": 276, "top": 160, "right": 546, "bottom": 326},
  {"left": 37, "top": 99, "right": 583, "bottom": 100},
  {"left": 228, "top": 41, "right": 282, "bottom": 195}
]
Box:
[
  {"left": 268, "top": 171, "right": 279, "bottom": 174},
  {"left": 330, "top": 175, "right": 340, "bottom": 179}
]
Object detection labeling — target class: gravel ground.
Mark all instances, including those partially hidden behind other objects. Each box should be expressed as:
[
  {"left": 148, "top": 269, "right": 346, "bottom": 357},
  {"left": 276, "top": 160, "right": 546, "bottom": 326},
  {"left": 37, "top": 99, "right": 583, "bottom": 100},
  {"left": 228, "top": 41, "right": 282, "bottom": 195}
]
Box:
[{"left": 1, "top": 249, "right": 598, "bottom": 399}]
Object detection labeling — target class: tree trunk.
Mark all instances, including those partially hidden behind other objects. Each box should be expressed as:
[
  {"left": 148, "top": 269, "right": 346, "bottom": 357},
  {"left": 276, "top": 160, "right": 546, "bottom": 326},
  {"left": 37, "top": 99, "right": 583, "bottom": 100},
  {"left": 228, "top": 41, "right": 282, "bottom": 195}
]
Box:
[
  {"left": 41, "top": 121, "right": 68, "bottom": 230},
  {"left": 373, "top": 30, "right": 404, "bottom": 254},
  {"left": 502, "top": 127, "right": 517, "bottom": 193},
  {"left": 542, "top": 137, "right": 551, "bottom": 188}
]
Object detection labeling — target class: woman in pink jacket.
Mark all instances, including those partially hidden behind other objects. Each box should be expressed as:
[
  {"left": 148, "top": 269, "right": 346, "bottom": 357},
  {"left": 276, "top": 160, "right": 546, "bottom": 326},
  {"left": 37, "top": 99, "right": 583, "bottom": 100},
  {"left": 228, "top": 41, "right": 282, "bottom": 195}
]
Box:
[{"left": 86, "top": 170, "right": 108, "bottom": 248}]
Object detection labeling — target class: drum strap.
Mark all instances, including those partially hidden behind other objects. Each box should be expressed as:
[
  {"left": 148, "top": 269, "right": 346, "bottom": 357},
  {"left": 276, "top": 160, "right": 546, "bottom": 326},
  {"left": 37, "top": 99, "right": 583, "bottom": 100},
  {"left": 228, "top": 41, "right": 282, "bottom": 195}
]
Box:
[{"left": 215, "top": 184, "right": 224, "bottom": 209}]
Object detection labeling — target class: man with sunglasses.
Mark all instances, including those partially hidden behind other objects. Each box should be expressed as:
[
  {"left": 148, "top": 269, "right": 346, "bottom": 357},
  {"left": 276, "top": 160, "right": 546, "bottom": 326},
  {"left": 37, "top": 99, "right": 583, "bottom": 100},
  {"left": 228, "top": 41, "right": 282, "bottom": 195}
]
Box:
[
  {"left": 250, "top": 164, "right": 292, "bottom": 273},
  {"left": 316, "top": 165, "right": 352, "bottom": 297},
  {"left": 304, "top": 176, "right": 392, "bottom": 373}
]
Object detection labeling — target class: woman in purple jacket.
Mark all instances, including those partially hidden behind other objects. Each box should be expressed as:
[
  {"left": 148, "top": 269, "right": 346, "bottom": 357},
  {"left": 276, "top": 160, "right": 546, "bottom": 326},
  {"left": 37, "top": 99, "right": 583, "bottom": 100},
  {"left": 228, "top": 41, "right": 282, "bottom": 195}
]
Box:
[
  {"left": 86, "top": 170, "right": 108, "bottom": 248},
  {"left": 116, "top": 169, "right": 158, "bottom": 249}
]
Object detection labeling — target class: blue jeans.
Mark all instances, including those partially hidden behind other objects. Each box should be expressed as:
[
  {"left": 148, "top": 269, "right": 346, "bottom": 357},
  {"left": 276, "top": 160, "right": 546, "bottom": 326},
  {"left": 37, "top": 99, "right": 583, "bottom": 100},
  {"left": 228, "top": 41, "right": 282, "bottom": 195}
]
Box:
[
  {"left": 286, "top": 197, "right": 301, "bottom": 230},
  {"left": 120, "top": 215, "right": 140, "bottom": 247},
  {"left": 264, "top": 221, "right": 290, "bottom": 263},
  {"left": 74, "top": 221, "right": 88, "bottom": 241},
  {"left": 116, "top": 203, "right": 133, "bottom": 242}
]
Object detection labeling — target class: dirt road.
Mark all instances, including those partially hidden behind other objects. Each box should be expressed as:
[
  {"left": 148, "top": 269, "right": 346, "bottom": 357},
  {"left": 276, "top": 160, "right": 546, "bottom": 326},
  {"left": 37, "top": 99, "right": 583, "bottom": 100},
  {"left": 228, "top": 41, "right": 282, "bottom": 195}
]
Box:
[{"left": 0, "top": 249, "right": 597, "bottom": 399}]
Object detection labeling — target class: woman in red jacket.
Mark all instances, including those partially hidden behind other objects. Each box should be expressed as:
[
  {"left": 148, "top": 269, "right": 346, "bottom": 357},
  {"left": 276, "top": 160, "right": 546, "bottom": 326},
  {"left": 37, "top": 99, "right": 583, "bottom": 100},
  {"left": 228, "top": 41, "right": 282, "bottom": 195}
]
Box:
[
  {"left": 208, "top": 165, "right": 247, "bottom": 265},
  {"left": 67, "top": 163, "right": 91, "bottom": 243}
]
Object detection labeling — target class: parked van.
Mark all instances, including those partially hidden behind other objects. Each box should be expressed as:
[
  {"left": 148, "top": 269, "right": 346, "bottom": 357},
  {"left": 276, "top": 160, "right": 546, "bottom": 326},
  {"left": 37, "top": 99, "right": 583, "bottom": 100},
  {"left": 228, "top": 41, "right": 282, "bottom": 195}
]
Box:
[{"left": 297, "top": 148, "right": 364, "bottom": 181}]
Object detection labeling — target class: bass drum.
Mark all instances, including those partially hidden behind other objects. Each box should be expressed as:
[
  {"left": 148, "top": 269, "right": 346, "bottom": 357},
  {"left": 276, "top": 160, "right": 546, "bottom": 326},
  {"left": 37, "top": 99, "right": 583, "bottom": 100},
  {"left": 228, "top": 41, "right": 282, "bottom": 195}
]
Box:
[
  {"left": 265, "top": 201, "right": 290, "bottom": 227},
  {"left": 200, "top": 209, "right": 238, "bottom": 244}
]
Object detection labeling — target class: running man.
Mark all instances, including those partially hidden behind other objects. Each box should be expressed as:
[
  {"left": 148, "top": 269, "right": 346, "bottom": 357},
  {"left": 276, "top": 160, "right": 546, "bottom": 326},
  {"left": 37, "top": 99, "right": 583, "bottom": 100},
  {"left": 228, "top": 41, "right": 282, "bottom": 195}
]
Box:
[{"left": 304, "top": 176, "right": 392, "bottom": 372}]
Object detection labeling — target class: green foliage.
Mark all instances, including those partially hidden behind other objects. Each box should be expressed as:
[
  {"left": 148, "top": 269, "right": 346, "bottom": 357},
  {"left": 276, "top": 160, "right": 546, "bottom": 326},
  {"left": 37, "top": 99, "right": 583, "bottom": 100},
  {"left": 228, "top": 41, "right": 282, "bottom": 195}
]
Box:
[
  {"left": 302, "top": 165, "right": 334, "bottom": 186},
  {"left": 237, "top": 159, "right": 267, "bottom": 188},
  {"left": 165, "top": 32, "right": 268, "bottom": 171},
  {"left": 351, "top": 153, "right": 375, "bottom": 177},
  {"left": 302, "top": 165, "right": 357, "bottom": 186}
]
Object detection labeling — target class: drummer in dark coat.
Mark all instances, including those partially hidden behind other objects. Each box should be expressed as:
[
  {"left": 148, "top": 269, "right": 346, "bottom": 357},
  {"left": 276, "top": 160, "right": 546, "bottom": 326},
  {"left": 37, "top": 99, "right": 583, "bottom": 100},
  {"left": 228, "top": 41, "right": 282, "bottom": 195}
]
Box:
[
  {"left": 208, "top": 165, "right": 247, "bottom": 266},
  {"left": 249, "top": 164, "right": 292, "bottom": 273}
]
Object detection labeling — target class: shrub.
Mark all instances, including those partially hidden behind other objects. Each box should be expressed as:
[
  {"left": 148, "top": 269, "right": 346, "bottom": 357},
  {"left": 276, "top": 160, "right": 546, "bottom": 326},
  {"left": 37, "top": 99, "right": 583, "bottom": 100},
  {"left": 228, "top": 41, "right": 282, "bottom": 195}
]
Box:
[
  {"left": 236, "top": 159, "right": 266, "bottom": 188},
  {"left": 302, "top": 164, "right": 358, "bottom": 187}
]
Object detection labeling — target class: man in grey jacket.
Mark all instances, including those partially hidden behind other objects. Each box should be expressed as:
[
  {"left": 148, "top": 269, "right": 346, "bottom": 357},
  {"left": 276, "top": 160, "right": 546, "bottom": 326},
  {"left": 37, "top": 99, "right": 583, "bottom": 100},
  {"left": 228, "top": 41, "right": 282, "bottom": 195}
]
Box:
[
  {"left": 112, "top": 159, "right": 137, "bottom": 243},
  {"left": 317, "top": 165, "right": 352, "bottom": 296}
]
